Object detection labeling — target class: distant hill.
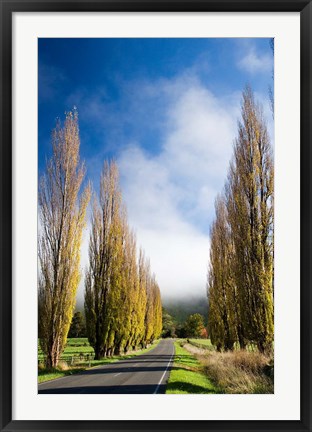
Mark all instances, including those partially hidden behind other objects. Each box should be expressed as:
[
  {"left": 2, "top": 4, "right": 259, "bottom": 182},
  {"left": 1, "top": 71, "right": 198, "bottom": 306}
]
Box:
[
  {"left": 163, "top": 296, "right": 208, "bottom": 326},
  {"left": 76, "top": 294, "right": 209, "bottom": 327}
]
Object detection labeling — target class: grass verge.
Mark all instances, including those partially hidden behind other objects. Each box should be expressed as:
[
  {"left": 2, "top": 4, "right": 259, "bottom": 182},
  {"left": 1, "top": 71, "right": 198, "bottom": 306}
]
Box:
[
  {"left": 188, "top": 339, "right": 214, "bottom": 350},
  {"left": 38, "top": 339, "right": 160, "bottom": 383},
  {"left": 38, "top": 367, "right": 86, "bottom": 384},
  {"left": 165, "top": 341, "right": 219, "bottom": 394}
]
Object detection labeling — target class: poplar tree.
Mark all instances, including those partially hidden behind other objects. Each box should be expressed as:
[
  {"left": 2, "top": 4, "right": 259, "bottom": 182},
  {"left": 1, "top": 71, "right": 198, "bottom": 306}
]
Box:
[
  {"left": 226, "top": 86, "right": 274, "bottom": 353},
  {"left": 85, "top": 161, "right": 163, "bottom": 358},
  {"left": 38, "top": 110, "right": 90, "bottom": 368},
  {"left": 207, "top": 194, "right": 237, "bottom": 351},
  {"left": 140, "top": 254, "right": 162, "bottom": 346},
  {"left": 113, "top": 222, "right": 137, "bottom": 355},
  {"left": 84, "top": 161, "right": 123, "bottom": 359},
  {"left": 137, "top": 249, "right": 148, "bottom": 348},
  {"left": 143, "top": 257, "right": 154, "bottom": 347},
  {"left": 152, "top": 279, "right": 163, "bottom": 340},
  {"left": 123, "top": 233, "right": 142, "bottom": 352},
  {"left": 207, "top": 86, "right": 274, "bottom": 354}
]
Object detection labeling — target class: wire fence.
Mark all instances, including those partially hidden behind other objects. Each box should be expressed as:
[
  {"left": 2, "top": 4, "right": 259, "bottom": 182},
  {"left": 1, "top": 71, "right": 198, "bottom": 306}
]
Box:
[{"left": 38, "top": 353, "right": 95, "bottom": 368}]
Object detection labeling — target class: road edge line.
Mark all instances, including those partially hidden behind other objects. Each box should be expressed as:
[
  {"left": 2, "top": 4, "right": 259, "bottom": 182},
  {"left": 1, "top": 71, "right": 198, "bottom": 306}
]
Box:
[{"left": 153, "top": 345, "right": 175, "bottom": 395}]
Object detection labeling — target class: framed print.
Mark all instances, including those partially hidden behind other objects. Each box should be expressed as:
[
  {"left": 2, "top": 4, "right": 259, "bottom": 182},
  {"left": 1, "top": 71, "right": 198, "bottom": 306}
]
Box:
[{"left": 1, "top": 1, "right": 311, "bottom": 431}]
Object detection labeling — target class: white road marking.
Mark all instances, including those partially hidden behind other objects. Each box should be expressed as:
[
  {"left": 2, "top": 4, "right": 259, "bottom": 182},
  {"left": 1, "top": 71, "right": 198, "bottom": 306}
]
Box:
[
  {"left": 153, "top": 346, "right": 175, "bottom": 395},
  {"left": 39, "top": 341, "right": 166, "bottom": 393}
]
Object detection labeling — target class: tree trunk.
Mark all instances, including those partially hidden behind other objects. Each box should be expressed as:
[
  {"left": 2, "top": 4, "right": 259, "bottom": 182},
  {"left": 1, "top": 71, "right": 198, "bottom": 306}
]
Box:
[
  {"left": 94, "top": 346, "right": 106, "bottom": 360},
  {"left": 114, "top": 344, "right": 122, "bottom": 356},
  {"left": 45, "top": 353, "right": 53, "bottom": 369},
  {"left": 46, "top": 346, "right": 59, "bottom": 369}
]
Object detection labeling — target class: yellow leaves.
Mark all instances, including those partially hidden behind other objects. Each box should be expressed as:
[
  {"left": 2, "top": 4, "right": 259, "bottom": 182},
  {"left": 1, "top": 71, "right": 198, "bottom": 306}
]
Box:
[
  {"left": 208, "top": 87, "right": 274, "bottom": 353},
  {"left": 40, "top": 114, "right": 163, "bottom": 363},
  {"left": 84, "top": 161, "right": 162, "bottom": 358},
  {"left": 39, "top": 109, "right": 90, "bottom": 368}
]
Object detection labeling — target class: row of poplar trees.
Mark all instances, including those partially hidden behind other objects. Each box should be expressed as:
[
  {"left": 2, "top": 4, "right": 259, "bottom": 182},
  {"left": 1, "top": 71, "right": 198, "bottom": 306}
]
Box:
[
  {"left": 85, "top": 160, "right": 162, "bottom": 359},
  {"left": 38, "top": 110, "right": 162, "bottom": 368},
  {"left": 207, "top": 87, "right": 274, "bottom": 354}
]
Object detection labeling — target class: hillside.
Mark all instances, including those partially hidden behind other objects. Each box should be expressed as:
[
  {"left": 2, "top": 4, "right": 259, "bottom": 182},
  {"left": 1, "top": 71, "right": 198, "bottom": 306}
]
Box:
[{"left": 163, "top": 296, "right": 208, "bottom": 326}]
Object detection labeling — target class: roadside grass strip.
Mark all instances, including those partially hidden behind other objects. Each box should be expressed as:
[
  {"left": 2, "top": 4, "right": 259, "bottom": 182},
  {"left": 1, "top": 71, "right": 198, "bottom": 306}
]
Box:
[
  {"left": 165, "top": 342, "right": 219, "bottom": 394},
  {"left": 188, "top": 338, "right": 260, "bottom": 352},
  {"left": 38, "top": 367, "right": 86, "bottom": 384},
  {"left": 38, "top": 339, "right": 161, "bottom": 383},
  {"left": 188, "top": 339, "right": 214, "bottom": 350}
]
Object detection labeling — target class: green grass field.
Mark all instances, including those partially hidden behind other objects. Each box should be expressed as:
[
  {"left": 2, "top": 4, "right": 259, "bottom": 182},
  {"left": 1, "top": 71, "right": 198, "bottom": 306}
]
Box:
[
  {"left": 165, "top": 341, "right": 219, "bottom": 394},
  {"left": 38, "top": 338, "right": 94, "bottom": 362},
  {"left": 38, "top": 338, "right": 161, "bottom": 383}
]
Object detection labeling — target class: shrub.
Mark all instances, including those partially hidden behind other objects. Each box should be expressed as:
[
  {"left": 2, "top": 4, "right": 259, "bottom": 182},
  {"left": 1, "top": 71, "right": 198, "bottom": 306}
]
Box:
[{"left": 57, "top": 360, "right": 69, "bottom": 371}]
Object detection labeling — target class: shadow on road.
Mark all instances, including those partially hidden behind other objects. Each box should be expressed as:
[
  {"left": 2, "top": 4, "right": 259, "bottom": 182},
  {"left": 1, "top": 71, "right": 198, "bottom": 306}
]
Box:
[
  {"left": 81, "top": 364, "right": 176, "bottom": 375},
  {"left": 38, "top": 384, "right": 167, "bottom": 394}
]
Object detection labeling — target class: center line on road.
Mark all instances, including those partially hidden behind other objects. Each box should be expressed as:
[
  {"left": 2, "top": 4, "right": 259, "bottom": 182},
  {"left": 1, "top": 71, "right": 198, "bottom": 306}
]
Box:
[
  {"left": 153, "top": 347, "right": 175, "bottom": 395},
  {"left": 114, "top": 372, "right": 121, "bottom": 377}
]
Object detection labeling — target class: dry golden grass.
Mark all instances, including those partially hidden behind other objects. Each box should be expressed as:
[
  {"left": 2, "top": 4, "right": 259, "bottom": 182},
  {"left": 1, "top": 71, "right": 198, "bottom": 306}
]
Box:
[
  {"left": 38, "top": 360, "right": 70, "bottom": 371},
  {"left": 183, "top": 343, "right": 273, "bottom": 394},
  {"left": 57, "top": 360, "right": 70, "bottom": 371}
]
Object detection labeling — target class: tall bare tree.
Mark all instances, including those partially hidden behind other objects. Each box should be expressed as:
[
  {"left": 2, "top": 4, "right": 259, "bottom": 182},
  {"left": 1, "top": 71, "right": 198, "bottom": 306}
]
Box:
[{"left": 38, "top": 110, "right": 90, "bottom": 368}]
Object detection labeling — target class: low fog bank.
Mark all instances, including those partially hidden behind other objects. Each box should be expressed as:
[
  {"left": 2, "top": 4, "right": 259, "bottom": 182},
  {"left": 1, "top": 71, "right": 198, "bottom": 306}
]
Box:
[
  {"left": 163, "top": 294, "right": 208, "bottom": 325},
  {"left": 75, "top": 293, "right": 209, "bottom": 326}
]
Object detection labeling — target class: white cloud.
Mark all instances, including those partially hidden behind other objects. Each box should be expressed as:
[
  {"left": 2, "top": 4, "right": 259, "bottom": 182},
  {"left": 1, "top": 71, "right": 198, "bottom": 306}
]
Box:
[
  {"left": 116, "top": 77, "right": 240, "bottom": 300},
  {"left": 238, "top": 48, "right": 272, "bottom": 74},
  {"left": 164, "top": 83, "right": 239, "bottom": 187},
  {"left": 76, "top": 74, "right": 273, "bottom": 303}
]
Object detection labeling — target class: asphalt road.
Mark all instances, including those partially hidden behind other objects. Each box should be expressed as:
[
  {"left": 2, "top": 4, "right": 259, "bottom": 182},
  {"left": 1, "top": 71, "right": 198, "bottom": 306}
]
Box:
[{"left": 38, "top": 339, "right": 175, "bottom": 394}]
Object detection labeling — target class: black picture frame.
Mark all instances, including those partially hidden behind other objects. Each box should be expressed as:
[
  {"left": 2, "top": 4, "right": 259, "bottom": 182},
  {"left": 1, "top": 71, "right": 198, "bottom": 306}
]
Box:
[{"left": 1, "top": 1, "right": 311, "bottom": 431}]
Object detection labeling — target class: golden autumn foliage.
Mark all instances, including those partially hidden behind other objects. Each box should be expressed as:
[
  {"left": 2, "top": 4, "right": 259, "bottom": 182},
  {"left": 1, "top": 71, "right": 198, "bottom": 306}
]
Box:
[
  {"left": 207, "top": 195, "right": 237, "bottom": 351},
  {"left": 38, "top": 110, "right": 90, "bottom": 368},
  {"left": 84, "top": 161, "right": 162, "bottom": 359},
  {"left": 38, "top": 115, "right": 163, "bottom": 365},
  {"left": 208, "top": 87, "right": 274, "bottom": 354}
]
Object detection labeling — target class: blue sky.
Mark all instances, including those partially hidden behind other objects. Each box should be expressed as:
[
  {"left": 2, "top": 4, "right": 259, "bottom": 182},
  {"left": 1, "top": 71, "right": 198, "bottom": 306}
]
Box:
[{"left": 39, "top": 38, "right": 273, "bottom": 300}]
